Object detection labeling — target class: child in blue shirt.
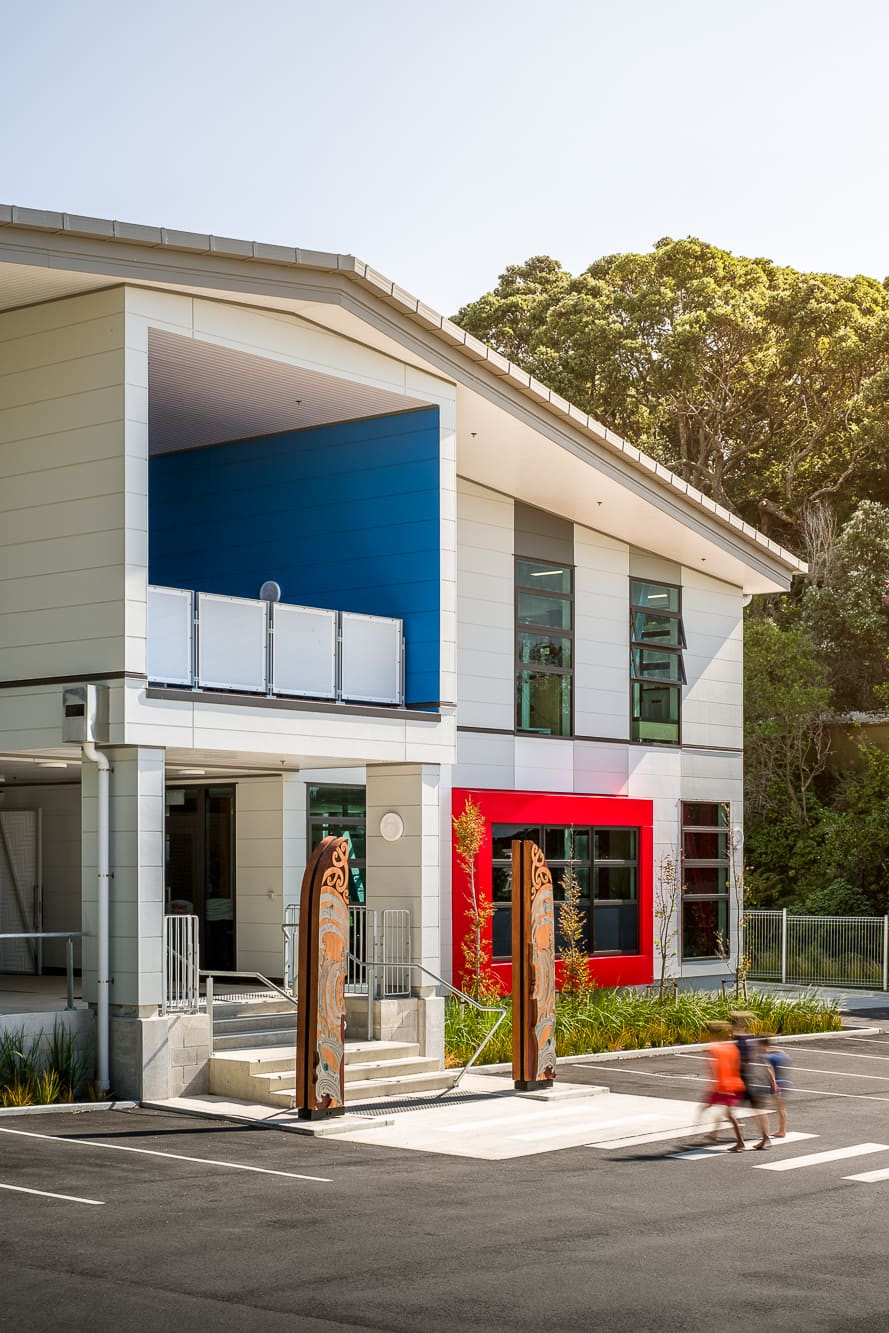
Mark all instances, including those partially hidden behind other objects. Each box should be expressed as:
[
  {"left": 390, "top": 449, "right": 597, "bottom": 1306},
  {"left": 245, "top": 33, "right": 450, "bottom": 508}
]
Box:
[{"left": 761, "top": 1035, "right": 791, "bottom": 1138}]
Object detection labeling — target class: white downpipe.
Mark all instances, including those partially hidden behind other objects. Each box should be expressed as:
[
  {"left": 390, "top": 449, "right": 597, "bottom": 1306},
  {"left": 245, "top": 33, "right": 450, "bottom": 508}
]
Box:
[{"left": 82, "top": 742, "right": 110, "bottom": 1093}]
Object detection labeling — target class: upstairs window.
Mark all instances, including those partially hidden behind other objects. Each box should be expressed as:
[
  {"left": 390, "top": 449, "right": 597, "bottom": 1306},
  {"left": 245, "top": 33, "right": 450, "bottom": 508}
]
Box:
[
  {"left": 630, "top": 578, "right": 685, "bottom": 744},
  {"left": 516, "top": 558, "right": 573, "bottom": 736}
]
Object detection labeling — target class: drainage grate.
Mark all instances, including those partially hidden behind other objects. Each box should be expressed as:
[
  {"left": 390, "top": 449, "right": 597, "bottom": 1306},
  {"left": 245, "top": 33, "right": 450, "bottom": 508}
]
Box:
[{"left": 346, "top": 1088, "right": 515, "bottom": 1116}]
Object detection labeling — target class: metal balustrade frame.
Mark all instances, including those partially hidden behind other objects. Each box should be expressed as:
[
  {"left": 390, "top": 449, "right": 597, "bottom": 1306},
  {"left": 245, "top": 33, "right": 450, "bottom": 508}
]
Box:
[
  {"left": 148, "top": 585, "right": 404, "bottom": 706},
  {"left": 746, "top": 908, "right": 889, "bottom": 990}
]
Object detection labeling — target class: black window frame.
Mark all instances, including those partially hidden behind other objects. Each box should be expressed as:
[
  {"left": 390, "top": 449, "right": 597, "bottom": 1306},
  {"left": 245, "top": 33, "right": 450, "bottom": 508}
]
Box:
[
  {"left": 630, "top": 577, "right": 686, "bottom": 745},
  {"left": 681, "top": 801, "right": 731, "bottom": 961},
  {"left": 490, "top": 822, "right": 639, "bottom": 960},
  {"left": 515, "top": 557, "right": 574, "bottom": 737},
  {"left": 307, "top": 783, "right": 367, "bottom": 905}
]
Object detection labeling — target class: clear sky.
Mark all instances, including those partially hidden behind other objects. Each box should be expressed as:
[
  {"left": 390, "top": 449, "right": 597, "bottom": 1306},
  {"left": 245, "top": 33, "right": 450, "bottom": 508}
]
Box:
[{"left": 4, "top": 0, "right": 887, "bottom": 314}]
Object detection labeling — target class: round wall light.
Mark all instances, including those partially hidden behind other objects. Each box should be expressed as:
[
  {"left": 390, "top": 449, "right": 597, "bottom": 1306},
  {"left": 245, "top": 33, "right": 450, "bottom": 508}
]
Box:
[{"left": 379, "top": 811, "right": 404, "bottom": 842}]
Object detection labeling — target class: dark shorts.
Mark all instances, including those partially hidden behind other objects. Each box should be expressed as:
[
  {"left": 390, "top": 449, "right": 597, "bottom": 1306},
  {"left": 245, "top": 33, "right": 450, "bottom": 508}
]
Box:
[{"left": 742, "top": 1081, "right": 767, "bottom": 1109}]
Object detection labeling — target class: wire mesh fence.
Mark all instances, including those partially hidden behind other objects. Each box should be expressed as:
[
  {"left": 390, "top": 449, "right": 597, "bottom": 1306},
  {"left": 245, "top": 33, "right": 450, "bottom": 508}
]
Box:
[{"left": 746, "top": 909, "right": 889, "bottom": 989}]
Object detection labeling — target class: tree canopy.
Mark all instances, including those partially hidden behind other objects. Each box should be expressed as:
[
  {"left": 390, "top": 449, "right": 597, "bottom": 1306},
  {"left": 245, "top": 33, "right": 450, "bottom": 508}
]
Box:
[{"left": 455, "top": 239, "right": 889, "bottom": 549}]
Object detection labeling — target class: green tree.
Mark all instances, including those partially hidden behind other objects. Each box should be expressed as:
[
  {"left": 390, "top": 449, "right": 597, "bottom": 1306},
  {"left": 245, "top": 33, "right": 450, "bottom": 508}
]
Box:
[
  {"left": 797, "top": 500, "right": 889, "bottom": 712},
  {"left": 456, "top": 240, "right": 889, "bottom": 546}
]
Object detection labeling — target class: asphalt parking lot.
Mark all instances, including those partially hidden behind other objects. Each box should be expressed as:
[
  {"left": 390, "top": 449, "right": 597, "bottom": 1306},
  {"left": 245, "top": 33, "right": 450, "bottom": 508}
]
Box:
[{"left": 4, "top": 1033, "right": 889, "bottom": 1332}]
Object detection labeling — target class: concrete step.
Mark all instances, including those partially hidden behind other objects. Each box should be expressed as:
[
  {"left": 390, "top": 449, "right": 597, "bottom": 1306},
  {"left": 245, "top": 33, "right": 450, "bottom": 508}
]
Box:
[
  {"left": 211, "top": 998, "right": 297, "bottom": 1020},
  {"left": 208, "top": 1040, "right": 434, "bottom": 1106},
  {"left": 212, "top": 1012, "right": 298, "bottom": 1036},
  {"left": 213, "top": 1027, "right": 297, "bottom": 1052},
  {"left": 260, "top": 1069, "right": 457, "bottom": 1110}
]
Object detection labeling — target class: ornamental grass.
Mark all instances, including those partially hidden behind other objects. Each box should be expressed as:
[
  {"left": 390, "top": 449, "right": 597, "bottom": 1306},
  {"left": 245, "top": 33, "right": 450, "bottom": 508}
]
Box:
[
  {"left": 0, "top": 1019, "right": 88, "bottom": 1107},
  {"left": 444, "top": 986, "right": 842, "bottom": 1068}
]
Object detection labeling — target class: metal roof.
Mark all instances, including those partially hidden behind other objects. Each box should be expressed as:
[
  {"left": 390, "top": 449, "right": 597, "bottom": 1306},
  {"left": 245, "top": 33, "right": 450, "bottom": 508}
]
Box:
[{"left": 0, "top": 204, "right": 806, "bottom": 577}]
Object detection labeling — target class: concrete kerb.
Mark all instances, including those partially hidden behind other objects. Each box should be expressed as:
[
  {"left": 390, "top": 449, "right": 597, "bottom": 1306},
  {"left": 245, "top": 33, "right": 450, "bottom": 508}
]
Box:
[
  {"left": 0, "top": 1100, "right": 138, "bottom": 1118},
  {"left": 463, "top": 1025, "right": 885, "bottom": 1077}
]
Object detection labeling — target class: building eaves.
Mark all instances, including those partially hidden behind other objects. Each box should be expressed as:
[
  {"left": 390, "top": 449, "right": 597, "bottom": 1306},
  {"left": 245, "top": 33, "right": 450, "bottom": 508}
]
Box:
[{"left": 0, "top": 204, "right": 807, "bottom": 577}]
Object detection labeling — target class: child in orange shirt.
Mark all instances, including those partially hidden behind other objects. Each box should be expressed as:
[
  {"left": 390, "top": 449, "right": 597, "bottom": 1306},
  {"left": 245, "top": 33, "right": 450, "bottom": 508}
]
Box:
[{"left": 703, "top": 1020, "right": 746, "bottom": 1151}]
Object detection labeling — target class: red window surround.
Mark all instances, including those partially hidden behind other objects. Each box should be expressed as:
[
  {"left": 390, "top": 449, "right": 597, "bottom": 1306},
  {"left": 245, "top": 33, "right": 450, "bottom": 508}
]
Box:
[{"left": 451, "top": 788, "right": 654, "bottom": 993}]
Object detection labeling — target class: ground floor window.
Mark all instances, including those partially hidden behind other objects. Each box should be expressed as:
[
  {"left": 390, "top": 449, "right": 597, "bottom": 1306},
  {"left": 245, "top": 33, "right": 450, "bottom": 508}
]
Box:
[
  {"left": 165, "top": 784, "right": 236, "bottom": 972},
  {"left": 308, "top": 784, "right": 366, "bottom": 904},
  {"left": 490, "top": 823, "right": 639, "bottom": 961},
  {"left": 681, "top": 801, "right": 731, "bottom": 959}
]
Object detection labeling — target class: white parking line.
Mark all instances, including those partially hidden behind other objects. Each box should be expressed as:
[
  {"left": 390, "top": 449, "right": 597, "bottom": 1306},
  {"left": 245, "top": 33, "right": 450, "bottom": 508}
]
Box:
[
  {"left": 0, "top": 1127, "right": 331, "bottom": 1183},
  {"left": 844, "top": 1166, "right": 889, "bottom": 1183},
  {"left": 675, "top": 1053, "right": 889, "bottom": 1082},
  {"left": 754, "top": 1143, "right": 889, "bottom": 1172},
  {"left": 787, "top": 1047, "right": 889, "bottom": 1063},
  {"left": 0, "top": 1182, "right": 103, "bottom": 1205}
]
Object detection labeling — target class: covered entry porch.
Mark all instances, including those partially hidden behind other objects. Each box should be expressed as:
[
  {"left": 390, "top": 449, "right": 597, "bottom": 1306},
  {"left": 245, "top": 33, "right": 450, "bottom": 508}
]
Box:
[{"left": 0, "top": 742, "right": 447, "bottom": 1099}]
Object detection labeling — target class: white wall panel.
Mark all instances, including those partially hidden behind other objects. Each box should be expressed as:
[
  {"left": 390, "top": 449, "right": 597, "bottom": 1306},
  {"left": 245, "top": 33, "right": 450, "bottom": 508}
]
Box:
[
  {"left": 455, "top": 730, "right": 515, "bottom": 790},
  {"left": 0, "top": 290, "right": 127, "bottom": 685},
  {"left": 235, "top": 776, "right": 286, "bottom": 979},
  {"left": 515, "top": 736, "right": 574, "bottom": 793},
  {"left": 573, "top": 742, "right": 629, "bottom": 796},
  {"left": 681, "top": 567, "right": 743, "bottom": 749},
  {"left": 574, "top": 524, "right": 630, "bottom": 740},
  {"left": 456, "top": 479, "right": 514, "bottom": 730}
]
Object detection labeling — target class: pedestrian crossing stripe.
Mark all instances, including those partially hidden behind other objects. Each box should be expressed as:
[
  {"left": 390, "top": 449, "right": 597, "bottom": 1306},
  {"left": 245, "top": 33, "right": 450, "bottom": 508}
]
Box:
[
  {"left": 668, "top": 1132, "right": 816, "bottom": 1160},
  {"left": 754, "top": 1142, "right": 889, "bottom": 1172}
]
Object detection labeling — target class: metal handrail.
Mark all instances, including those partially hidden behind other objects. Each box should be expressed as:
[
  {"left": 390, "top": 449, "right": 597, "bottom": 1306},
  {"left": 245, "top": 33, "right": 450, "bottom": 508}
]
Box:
[
  {"left": 0, "top": 930, "right": 87, "bottom": 1010},
  {"left": 347, "top": 952, "right": 508, "bottom": 1092},
  {"left": 199, "top": 968, "right": 298, "bottom": 1055}
]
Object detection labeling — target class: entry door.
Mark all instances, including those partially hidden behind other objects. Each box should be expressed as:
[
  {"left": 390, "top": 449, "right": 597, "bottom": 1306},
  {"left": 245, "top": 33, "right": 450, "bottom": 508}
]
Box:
[
  {"left": 0, "top": 810, "right": 40, "bottom": 973},
  {"left": 165, "top": 786, "right": 235, "bottom": 972}
]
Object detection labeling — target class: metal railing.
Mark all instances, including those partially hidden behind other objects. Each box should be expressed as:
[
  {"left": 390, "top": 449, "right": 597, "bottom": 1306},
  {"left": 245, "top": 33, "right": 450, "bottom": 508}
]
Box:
[
  {"left": 162, "top": 914, "right": 200, "bottom": 1014},
  {"left": 148, "top": 585, "right": 404, "bottom": 706},
  {"left": 0, "top": 930, "right": 87, "bottom": 1010},
  {"left": 201, "top": 970, "right": 299, "bottom": 1055},
  {"left": 746, "top": 909, "right": 889, "bottom": 989},
  {"left": 399, "top": 960, "right": 508, "bottom": 1091}
]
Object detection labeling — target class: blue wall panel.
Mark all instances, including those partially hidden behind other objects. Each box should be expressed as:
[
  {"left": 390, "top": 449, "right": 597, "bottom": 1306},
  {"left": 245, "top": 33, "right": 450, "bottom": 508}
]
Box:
[{"left": 149, "top": 407, "right": 440, "bottom": 706}]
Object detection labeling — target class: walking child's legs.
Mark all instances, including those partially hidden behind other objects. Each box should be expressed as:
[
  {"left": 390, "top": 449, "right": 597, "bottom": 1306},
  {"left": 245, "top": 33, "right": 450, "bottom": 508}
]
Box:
[
  {"left": 726, "top": 1108, "right": 745, "bottom": 1150},
  {"left": 775, "top": 1094, "right": 787, "bottom": 1137}
]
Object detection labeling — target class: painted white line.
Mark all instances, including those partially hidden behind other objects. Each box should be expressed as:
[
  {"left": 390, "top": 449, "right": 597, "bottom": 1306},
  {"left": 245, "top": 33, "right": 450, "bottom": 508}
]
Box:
[
  {"left": 844, "top": 1166, "right": 889, "bottom": 1183},
  {"left": 668, "top": 1132, "right": 817, "bottom": 1161},
  {"left": 515, "top": 1113, "right": 664, "bottom": 1143},
  {"left": 0, "top": 1127, "right": 331, "bottom": 1183},
  {"left": 0, "top": 1182, "right": 103, "bottom": 1205},
  {"left": 675, "top": 1052, "right": 889, "bottom": 1082},
  {"left": 574, "top": 1064, "right": 704, "bottom": 1083},
  {"left": 841, "top": 1037, "right": 889, "bottom": 1048},
  {"left": 786, "top": 1047, "right": 889, "bottom": 1063},
  {"left": 754, "top": 1143, "right": 889, "bottom": 1172}
]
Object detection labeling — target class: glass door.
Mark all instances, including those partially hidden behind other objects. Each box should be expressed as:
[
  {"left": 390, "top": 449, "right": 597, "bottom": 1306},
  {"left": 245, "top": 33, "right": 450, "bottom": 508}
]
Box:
[{"left": 165, "top": 785, "right": 236, "bottom": 971}]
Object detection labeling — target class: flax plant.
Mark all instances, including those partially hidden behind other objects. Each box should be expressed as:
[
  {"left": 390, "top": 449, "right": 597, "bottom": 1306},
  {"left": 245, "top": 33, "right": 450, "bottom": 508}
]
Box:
[{"left": 453, "top": 796, "right": 499, "bottom": 1002}]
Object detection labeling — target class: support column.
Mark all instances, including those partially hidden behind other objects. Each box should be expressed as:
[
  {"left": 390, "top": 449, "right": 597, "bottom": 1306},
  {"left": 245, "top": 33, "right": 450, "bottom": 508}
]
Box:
[
  {"left": 81, "top": 745, "right": 166, "bottom": 1094},
  {"left": 365, "top": 764, "right": 444, "bottom": 1059}
]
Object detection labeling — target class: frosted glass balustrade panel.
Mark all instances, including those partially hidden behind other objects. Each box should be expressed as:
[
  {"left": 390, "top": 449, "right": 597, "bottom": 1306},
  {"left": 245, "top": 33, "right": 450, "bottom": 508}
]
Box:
[
  {"left": 340, "top": 612, "right": 403, "bottom": 705},
  {"left": 147, "top": 586, "right": 194, "bottom": 686},
  {"left": 196, "top": 593, "right": 268, "bottom": 693},
  {"left": 271, "top": 603, "right": 337, "bottom": 699}
]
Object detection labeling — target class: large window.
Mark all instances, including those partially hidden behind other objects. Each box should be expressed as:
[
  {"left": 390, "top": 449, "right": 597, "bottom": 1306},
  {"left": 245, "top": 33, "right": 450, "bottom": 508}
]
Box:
[
  {"left": 490, "top": 823, "right": 639, "bottom": 960},
  {"left": 630, "top": 578, "right": 686, "bottom": 744},
  {"left": 308, "top": 784, "right": 366, "bottom": 904},
  {"left": 516, "top": 558, "right": 573, "bottom": 736},
  {"left": 681, "top": 801, "right": 730, "bottom": 959}
]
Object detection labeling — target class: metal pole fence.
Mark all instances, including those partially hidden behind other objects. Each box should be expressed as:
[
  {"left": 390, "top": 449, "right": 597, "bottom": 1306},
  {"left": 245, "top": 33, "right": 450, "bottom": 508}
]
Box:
[{"left": 746, "top": 909, "right": 889, "bottom": 990}]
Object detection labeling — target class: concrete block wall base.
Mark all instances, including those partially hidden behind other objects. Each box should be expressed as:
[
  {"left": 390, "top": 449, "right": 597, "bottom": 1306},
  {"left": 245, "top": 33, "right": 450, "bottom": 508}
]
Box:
[
  {"left": 109, "top": 1008, "right": 211, "bottom": 1100},
  {"left": 373, "top": 995, "right": 445, "bottom": 1066}
]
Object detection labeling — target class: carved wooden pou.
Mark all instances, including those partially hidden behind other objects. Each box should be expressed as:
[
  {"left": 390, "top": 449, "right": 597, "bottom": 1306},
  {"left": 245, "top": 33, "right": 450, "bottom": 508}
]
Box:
[
  {"left": 511, "top": 839, "right": 557, "bottom": 1091},
  {"left": 294, "top": 835, "right": 350, "bottom": 1119}
]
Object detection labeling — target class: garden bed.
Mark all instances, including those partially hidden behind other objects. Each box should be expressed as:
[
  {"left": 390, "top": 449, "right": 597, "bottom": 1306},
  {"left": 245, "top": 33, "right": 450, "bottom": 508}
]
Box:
[
  {"left": 0, "top": 1020, "right": 96, "bottom": 1107},
  {"left": 445, "top": 987, "right": 843, "bottom": 1067}
]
